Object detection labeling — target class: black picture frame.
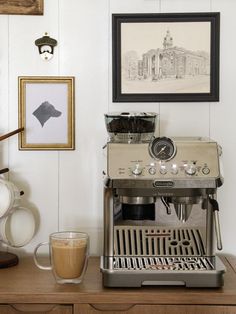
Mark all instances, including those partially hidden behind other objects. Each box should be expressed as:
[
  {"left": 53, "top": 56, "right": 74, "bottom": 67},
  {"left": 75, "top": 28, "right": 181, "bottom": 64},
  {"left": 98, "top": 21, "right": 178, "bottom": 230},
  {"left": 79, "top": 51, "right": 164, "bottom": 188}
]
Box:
[{"left": 112, "top": 12, "right": 220, "bottom": 102}]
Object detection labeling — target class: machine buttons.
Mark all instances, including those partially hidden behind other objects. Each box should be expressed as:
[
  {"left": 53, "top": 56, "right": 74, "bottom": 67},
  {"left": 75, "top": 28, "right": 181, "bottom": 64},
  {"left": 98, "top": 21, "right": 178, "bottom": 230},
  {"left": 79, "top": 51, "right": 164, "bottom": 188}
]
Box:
[
  {"left": 148, "top": 167, "right": 156, "bottom": 175},
  {"left": 202, "top": 166, "right": 210, "bottom": 175},
  {"left": 171, "top": 164, "right": 178, "bottom": 175},
  {"left": 159, "top": 164, "right": 167, "bottom": 175}
]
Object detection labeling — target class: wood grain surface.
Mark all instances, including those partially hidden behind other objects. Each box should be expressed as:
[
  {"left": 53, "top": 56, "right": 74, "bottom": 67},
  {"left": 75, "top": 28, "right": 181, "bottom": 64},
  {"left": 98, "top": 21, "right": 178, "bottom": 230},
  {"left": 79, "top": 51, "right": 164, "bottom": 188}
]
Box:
[
  {"left": 0, "top": 256, "right": 236, "bottom": 306},
  {"left": 0, "top": 0, "right": 43, "bottom": 15},
  {"left": 74, "top": 304, "right": 236, "bottom": 314}
]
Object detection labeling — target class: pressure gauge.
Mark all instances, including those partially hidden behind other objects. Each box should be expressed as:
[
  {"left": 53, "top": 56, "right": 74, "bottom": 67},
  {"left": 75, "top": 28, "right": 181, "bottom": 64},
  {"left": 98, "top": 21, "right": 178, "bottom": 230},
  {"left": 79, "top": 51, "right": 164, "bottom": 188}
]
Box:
[{"left": 149, "top": 137, "right": 176, "bottom": 161}]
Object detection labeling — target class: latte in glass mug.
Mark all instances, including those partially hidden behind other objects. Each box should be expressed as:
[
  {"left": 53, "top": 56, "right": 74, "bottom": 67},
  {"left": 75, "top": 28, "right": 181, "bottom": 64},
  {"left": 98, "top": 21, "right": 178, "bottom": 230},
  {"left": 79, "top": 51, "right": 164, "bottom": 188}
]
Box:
[
  {"left": 51, "top": 237, "right": 87, "bottom": 279},
  {"left": 34, "top": 231, "right": 89, "bottom": 284}
]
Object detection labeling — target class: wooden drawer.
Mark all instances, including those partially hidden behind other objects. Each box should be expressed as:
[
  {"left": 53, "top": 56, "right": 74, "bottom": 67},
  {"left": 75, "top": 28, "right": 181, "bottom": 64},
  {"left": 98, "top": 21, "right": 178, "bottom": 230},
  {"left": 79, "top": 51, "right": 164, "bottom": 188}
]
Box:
[
  {"left": 74, "top": 304, "right": 236, "bottom": 314},
  {"left": 0, "top": 304, "right": 72, "bottom": 314}
]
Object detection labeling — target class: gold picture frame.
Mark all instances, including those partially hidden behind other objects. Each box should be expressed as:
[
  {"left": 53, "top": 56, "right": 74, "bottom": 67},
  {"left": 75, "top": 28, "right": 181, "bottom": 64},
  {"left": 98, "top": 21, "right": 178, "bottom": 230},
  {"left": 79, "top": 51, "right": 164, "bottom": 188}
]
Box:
[
  {"left": 18, "top": 76, "right": 75, "bottom": 150},
  {"left": 0, "top": 0, "right": 44, "bottom": 15}
]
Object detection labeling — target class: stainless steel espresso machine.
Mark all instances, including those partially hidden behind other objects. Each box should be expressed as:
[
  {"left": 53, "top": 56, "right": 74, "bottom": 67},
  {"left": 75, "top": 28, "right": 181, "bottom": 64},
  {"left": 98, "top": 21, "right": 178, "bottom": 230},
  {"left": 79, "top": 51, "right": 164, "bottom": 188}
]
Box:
[{"left": 100, "top": 112, "right": 225, "bottom": 288}]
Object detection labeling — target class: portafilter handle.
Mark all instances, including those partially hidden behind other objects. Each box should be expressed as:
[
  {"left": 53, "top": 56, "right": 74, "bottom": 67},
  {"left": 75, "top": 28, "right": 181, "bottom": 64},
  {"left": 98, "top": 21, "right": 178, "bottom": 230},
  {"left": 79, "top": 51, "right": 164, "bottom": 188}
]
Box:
[{"left": 209, "top": 198, "right": 223, "bottom": 251}]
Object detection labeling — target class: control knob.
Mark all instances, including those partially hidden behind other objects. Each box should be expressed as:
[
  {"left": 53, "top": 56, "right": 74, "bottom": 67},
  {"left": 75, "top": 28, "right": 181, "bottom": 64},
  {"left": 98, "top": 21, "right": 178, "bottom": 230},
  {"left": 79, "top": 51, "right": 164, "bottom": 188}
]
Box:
[
  {"left": 131, "top": 164, "right": 143, "bottom": 176},
  {"left": 185, "top": 163, "right": 197, "bottom": 175}
]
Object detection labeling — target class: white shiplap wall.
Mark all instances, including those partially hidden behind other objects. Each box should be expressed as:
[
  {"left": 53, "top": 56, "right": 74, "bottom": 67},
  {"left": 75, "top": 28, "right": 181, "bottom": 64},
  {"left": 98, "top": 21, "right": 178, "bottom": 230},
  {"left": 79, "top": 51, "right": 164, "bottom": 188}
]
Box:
[{"left": 0, "top": 0, "right": 235, "bottom": 255}]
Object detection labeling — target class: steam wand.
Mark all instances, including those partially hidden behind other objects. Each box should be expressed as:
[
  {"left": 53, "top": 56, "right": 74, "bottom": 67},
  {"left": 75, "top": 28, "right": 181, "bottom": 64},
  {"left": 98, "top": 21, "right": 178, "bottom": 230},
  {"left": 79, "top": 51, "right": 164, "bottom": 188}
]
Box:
[{"left": 209, "top": 197, "right": 223, "bottom": 251}]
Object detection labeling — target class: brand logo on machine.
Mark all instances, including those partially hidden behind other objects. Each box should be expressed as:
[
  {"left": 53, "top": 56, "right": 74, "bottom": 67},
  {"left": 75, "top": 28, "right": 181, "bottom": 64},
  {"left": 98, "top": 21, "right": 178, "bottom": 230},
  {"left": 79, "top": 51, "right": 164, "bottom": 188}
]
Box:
[{"left": 153, "top": 180, "right": 174, "bottom": 187}]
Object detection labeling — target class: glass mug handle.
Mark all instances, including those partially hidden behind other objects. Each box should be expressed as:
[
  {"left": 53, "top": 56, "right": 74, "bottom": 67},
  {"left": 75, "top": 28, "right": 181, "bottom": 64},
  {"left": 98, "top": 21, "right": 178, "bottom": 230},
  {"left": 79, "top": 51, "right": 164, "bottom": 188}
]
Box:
[{"left": 33, "top": 242, "right": 52, "bottom": 270}]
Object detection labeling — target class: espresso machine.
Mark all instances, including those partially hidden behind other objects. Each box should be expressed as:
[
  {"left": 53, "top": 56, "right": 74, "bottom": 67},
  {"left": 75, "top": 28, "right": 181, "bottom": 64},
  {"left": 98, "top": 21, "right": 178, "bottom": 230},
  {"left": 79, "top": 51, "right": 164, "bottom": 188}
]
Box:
[{"left": 100, "top": 112, "right": 225, "bottom": 287}]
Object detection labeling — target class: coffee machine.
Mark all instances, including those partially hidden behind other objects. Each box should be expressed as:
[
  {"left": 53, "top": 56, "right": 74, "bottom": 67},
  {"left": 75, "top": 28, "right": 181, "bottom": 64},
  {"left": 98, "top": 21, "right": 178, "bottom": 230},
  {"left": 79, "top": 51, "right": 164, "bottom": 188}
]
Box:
[{"left": 100, "top": 112, "right": 225, "bottom": 287}]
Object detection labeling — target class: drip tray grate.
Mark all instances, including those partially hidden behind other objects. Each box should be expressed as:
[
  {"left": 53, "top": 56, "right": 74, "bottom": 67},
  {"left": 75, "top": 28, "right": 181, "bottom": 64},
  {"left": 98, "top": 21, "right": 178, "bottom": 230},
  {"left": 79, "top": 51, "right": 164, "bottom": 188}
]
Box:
[
  {"left": 113, "top": 256, "right": 214, "bottom": 271},
  {"left": 114, "top": 226, "right": 206, "bottom": 256}
]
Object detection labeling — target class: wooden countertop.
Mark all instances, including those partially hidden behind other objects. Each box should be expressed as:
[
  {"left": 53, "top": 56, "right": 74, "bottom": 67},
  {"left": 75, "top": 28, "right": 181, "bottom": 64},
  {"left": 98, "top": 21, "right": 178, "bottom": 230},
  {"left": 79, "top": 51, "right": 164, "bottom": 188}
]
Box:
[{"left": 0, "top": 255, "right": 236, "bottom": 305}]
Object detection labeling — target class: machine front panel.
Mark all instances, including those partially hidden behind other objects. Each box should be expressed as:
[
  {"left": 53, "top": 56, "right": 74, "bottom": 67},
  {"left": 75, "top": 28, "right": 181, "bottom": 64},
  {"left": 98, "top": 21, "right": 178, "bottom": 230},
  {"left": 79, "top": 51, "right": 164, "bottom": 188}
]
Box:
[{"left": 107, "top": 141, "right": 220, "bottom": 180}]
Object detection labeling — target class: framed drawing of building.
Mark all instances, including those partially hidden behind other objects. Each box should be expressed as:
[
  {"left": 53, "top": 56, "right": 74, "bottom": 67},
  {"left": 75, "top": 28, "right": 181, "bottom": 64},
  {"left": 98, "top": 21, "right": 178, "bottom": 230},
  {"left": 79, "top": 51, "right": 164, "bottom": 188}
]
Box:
[
  {"left": 112, "top": 12, "right": 220, "bottom": 102},
  {"left": 18, "top": 76, "right": 75, "bottom": 150}
]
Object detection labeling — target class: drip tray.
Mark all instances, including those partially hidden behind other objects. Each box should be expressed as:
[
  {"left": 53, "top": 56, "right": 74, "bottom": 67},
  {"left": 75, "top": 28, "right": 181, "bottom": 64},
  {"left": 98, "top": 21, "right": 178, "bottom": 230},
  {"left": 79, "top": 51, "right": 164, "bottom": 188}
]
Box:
[
  {"left": 114, "top": 226, "right": 206, "bottom": 256},
  {"left": 113, "top": 256, "right": 214, "bottom": 271},
  {"left": 102, "top": 226, "right": 225, "bottom": 287},
  {"left": 101, "top": 256, "right": 226, "bottom": 287}
]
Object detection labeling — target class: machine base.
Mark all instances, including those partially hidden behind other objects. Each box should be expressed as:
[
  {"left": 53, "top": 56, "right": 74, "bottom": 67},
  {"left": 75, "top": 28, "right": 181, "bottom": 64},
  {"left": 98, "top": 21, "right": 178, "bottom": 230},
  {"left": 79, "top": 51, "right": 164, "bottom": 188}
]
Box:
[{"left": 100, "top": 256, "right": 225, "bottom": 288}]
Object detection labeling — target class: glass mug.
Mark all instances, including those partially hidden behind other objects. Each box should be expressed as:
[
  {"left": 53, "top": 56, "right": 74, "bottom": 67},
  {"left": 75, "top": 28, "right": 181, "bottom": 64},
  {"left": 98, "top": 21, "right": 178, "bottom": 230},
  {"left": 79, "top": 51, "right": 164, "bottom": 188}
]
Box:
[{"left": 34, "top": 231, "right": 89, "bottom": 284}]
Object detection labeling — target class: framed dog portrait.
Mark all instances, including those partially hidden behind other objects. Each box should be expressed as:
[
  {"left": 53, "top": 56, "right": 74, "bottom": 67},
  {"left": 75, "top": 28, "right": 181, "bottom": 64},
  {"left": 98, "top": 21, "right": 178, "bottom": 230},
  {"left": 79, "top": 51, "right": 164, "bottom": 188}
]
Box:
[
  {"left": 18, "top": 76, "right": 75, "bottom": 150},
  {"left": 113, "top": 12, "right": 220, "bottom": 102}
]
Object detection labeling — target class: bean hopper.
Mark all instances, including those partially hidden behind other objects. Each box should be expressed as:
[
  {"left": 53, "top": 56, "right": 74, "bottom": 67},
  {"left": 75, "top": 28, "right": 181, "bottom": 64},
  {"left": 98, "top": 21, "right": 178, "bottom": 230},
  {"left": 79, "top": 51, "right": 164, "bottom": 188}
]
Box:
[{"left": 100, "top": 112, "right": 225, "bottom": 287}]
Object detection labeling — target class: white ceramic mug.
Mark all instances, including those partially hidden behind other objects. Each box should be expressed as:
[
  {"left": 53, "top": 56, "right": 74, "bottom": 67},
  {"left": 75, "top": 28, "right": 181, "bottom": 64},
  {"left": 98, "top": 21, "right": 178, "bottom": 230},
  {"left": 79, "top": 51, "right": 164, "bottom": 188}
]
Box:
[
  {"left": 0, "top": 179, "right": 21, "bottom": 219},
  {"left": 34, "top": 231, "right": 89, "bottom": 284}
]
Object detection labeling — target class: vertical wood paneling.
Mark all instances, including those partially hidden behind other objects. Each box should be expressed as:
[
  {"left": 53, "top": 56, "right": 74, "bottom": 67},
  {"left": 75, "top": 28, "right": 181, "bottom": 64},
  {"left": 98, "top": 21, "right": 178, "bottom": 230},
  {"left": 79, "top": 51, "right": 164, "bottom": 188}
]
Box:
[
  {"left": 160, "top": 0, "right": 211, "bottom": 12},
  {"left": 0, "top": 0, "right": 236, "bottom": 257},
  {"left": 210, "top": 0, "right": 236, "bottom": 254},
  {"left": 58, "top": 0, "right": 109, "bottom": 254},
  {"left": 0, "top": 18, "right": 9, "bottom": 254},
  {"left": 0, "top": 16, "right": 9, "bottom": 170},
  {"left": 7, "top": 0, "right": 60, "bottom": 253},
  {"left": 110, "top": 0, "right": 159, "bottom": 14},
  {"left": 159, "top": 0, "right": 211, "bottom": 137}
]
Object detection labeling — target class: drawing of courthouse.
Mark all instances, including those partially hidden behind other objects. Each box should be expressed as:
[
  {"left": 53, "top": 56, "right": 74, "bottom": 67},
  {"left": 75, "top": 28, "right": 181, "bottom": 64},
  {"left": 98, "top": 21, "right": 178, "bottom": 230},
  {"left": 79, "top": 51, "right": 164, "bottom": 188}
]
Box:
[{"left": 123, "top": 30, "right": 210, "bottom": 81}]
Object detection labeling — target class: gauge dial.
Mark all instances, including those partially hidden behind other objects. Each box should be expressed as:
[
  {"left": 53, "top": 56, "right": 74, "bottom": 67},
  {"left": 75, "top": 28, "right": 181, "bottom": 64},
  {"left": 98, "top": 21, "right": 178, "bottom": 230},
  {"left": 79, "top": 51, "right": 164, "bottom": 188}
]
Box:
[{"left": 149, "top": 137, "right": 176, "bottom": 161}]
